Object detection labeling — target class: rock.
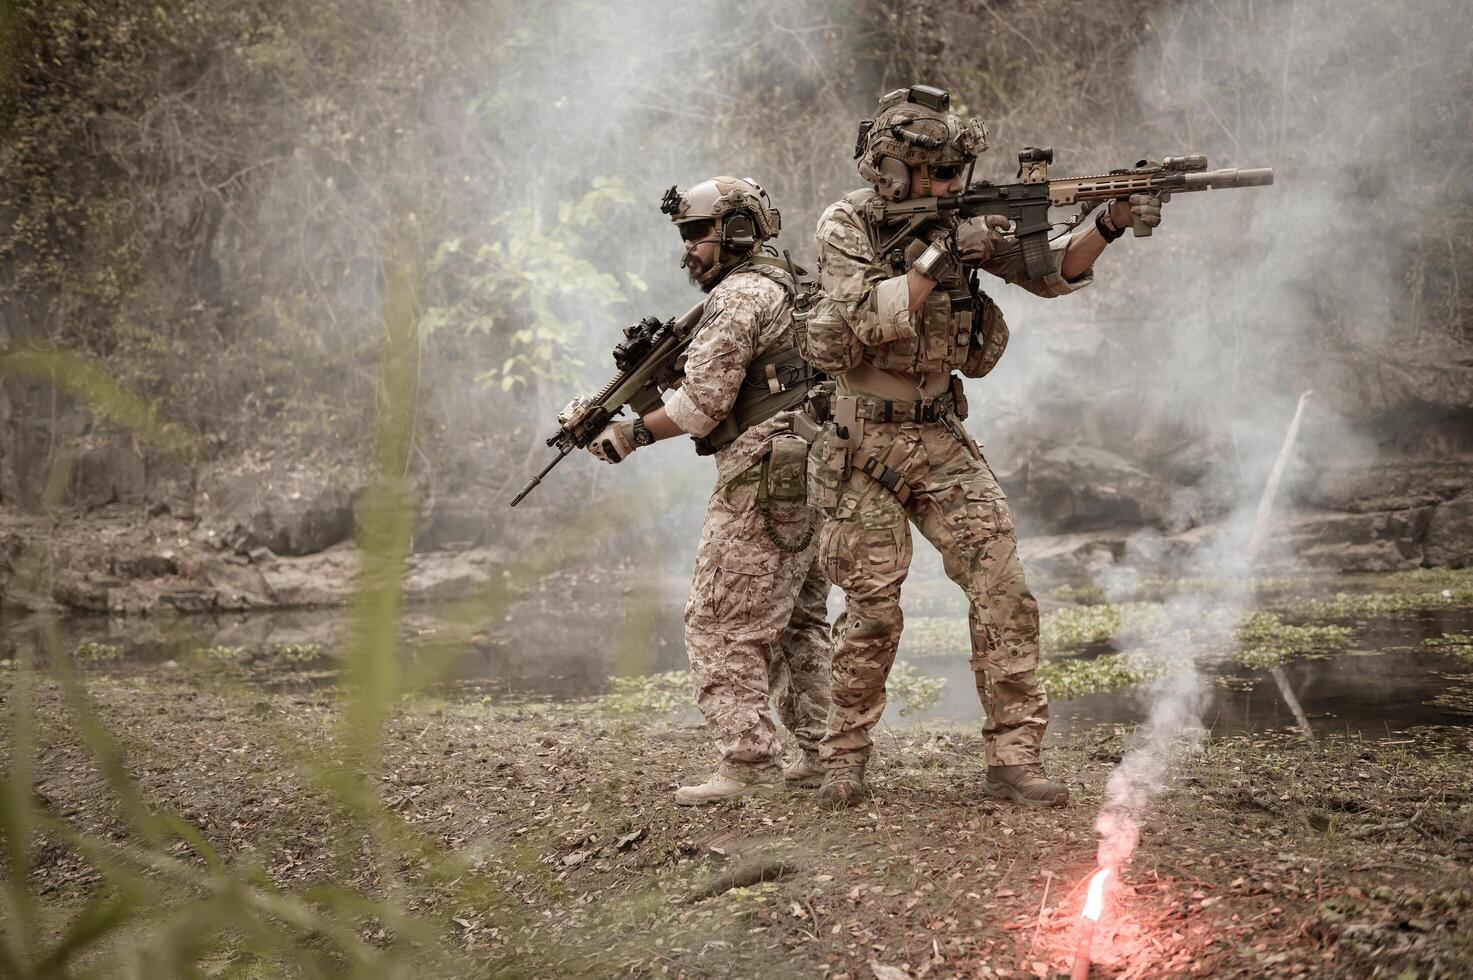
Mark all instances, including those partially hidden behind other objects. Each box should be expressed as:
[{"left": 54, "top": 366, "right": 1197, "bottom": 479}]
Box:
[
  {"left": 413, "top": 495, "right": 490, "bottom": 552},
  {"left": 216, "top": 478, "right": 357, "bottom": 557},
  {"left": 1283, "top": 506, "right": 1433, "bottom": 571},
  {"left": 1315, "top": 339, "right": 1473, "bottom": 420},
  {"left": 64, "top": 441, "right": 147, "bottom": 509},
  {"left": 1019, "top": 529, "right": 1133, "bottom": 580},
  {"left": 53, "top": 571, "right": 116, "bottom": 611},
  {"left": 195, "top": 554, "right": 276, "bottom": 608},
  {"left": 257, "top": 548, "right": 360, "bottom": 607},
  {"left": 403, "top": 546, "right": 505, "bottom": 601},
  {"left": 114, "top": 551, "right": 179, "bottom": 579},
  {"left": 1004, "top": 444, "right": 1175, "bottom": 533},
  {"left": 145, "top": 453, "right": 197, "bottom": 520},
  {"left": 1302, "top": 457, "right": 1473, "bottom": 511},
  {"left": 159, "top": 584, "right": 218, "bottom": 613},
  {"left": 1424, "top": 495, "right": 1473, "bottom": 568},
  {"left": 250, "top": 486, "right": 356, "bottom": 556}
]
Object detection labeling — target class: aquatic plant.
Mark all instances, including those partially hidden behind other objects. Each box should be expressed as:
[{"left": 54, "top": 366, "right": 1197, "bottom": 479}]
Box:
[
  {"left": 1039, "top": 602, "right": 1174, "bottom": 651},
  {"left": 888, "top": 662, "right": 946, "bottom": 715},
  {"left": 1424, "top": 634, "right": 1473, "bottom": 664},
  {"left": 1235, "top": 613, "right": 1353, "bottom": 668},
  {"left": 1038, "top": 651, "right": 1173, "bottom": 700},
  {"left": 75, "top": 641, "right": 123, "bottom": 663},
  {"left": 601, "top": 671, "right": 692, "bottom": 717}
]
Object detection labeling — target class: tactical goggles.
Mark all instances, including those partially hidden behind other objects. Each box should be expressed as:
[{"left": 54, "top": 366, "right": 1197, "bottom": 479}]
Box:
[{"left": 678, "top": 220, "right": 716, "bottom": 243}]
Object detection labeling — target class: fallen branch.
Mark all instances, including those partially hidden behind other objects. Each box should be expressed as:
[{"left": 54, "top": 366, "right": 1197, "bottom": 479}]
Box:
[
  {"left": 683, "top": 857, "right": 795, "bottom": 903},
  {"left": 1343, "top": 802, "right": 1431, "bottom": 840}
]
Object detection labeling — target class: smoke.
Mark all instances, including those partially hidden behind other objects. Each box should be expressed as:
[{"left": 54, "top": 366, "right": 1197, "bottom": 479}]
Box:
[
  {"left": 1082, "top": 0, "right": 1473, "bottom": 871},
  {"left": 973, "top": 0, "right": 1470, "bottom": 533}
]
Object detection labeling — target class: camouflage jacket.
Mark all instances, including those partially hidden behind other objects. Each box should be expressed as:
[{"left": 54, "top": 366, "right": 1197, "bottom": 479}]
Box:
[
  {"left": 664, "top": 264, "right": 803, "bottom": 486},
  {"left": 807, "top": 188, "right": 1093, "bottom": 377}
]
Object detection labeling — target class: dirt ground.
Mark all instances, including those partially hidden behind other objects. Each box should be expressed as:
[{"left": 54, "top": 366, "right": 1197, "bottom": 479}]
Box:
[{"left": 8, "top": 660, "right": 1473, "bottom": 979}]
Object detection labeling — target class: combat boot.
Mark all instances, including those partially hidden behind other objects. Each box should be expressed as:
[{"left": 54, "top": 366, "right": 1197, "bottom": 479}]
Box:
[
  {"left": 673, "top": 771, "right": 781, "bottom": 806},
  {"left": 816, "top": 763, "right": 867, "bottom": 809},
  {"left": 984, "top": 764, "right": 1070, "bottom": 807},
  {"left": 783, "top": 751, "right": 823, "bottom": 789}
]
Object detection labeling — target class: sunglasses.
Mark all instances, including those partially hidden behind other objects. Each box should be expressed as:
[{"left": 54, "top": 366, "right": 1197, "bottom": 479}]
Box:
[{"left": 929, "top": 164, "right": 963, "bottom": 180}]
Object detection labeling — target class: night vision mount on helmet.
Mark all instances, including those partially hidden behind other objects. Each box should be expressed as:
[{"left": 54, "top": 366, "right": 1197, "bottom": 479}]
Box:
[
  {"left": 660, "top": 176, "right": 781, "bottom": 249},
  {"left": 855, "top": 84, "right": 990, "bottom": 201}
]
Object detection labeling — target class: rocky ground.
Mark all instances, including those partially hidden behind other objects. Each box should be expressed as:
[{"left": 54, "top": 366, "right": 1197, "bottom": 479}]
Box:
[
  {"left": 5, "top": 438, "right": 1470, "bottom": 621},
  {"left": 6, "top": 657, "right": 1473, "bottom": 978}
]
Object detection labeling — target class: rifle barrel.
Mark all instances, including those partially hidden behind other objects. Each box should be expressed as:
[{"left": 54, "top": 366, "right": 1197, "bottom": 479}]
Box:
[
  {"left": 509, "top": 445, "right": 573, "bottom": 508},
  {"left": 1185, "top": 167, "right": 1274, "bottom": 189}
]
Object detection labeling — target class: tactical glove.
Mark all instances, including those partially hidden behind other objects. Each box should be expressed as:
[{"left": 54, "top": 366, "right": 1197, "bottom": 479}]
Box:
[
  {"left": 1105, "top": 193, "right": 1164, "bottom": 235},
  {"left": 955, "top": 215, "right": 1011, "bottom": 264},
  {"left": 588, "top": 420, "right": 638, "bottom": 464}
]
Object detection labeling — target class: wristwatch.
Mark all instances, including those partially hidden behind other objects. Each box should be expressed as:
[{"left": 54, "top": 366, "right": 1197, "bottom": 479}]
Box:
[
  {"left": 911, "top": 242, "right": 955, "bottom": 281},
  {"left": 631, "top": 418, "right": 656, "bottom": 447}
]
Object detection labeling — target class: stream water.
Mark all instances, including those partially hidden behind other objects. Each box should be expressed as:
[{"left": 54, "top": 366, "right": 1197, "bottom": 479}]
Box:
[{"left": 10, "top": 574, "right": 1473, "bottom": 742}]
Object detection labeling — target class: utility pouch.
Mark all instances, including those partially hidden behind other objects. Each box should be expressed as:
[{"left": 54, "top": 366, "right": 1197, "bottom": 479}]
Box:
[
  {"left": 949, "top": 374, "right": 970, "bottom": 420},
  {"left": 763, "top": 434, "right": 809, "bottom": 505},
  {"left": 833, "top": 396, "right": 861, "bottom": 447},
  {"left": 805, "top": 423, "right": 846, "bottom": 511}
]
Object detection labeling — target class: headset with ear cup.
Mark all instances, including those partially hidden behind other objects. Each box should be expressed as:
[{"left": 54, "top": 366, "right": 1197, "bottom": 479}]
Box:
[
  {"left": 854, "top": 84, "right": 990, "bottom": 202},
  {"left": 722, "top": 211, "right": 759, "bottom": 248}
]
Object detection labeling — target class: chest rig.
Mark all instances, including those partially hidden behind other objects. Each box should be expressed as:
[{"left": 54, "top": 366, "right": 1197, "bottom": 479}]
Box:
[
  {"left": 690, "top": 256, "right": 820, "bottom": 456},
  {"left": 845, "top": 189, "right": 992, "bottom": 376}
]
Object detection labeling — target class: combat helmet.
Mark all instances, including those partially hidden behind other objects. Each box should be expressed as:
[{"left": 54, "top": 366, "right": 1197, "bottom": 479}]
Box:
[
  {"left": 660, "top": 176, "right": 781, "bottom": 287},
  {"left": 855, "top": 84, "right": 990, "bottom": 200}
]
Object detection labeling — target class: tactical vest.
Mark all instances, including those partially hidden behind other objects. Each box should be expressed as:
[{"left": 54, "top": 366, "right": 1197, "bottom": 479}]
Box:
[
  {"left": 843, "top": 189, "right": 998, "bottom": 377},
  {"left": 690, "top": 256, "right": 819, "bottom": 456}
]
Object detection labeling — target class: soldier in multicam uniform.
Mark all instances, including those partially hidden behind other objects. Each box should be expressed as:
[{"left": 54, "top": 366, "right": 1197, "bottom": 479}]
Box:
[
  {"left": 585, "top": 177, "right": 833, "bottom": 805},
  {"left": 805, "top": 85, "right": 1166, "bottom": 808}
]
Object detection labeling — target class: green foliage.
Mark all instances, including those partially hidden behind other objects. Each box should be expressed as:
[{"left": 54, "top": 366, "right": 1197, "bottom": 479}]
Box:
[
  {"left": 192, "top": 645, "right": 248, "bottom": 661},
  {"left": 75, "top": 642, "right": 123, "bottom": 663},
  {"left": 887, "top": 662, "right": 946, "bottom": 716},
  {"left": 1298, "top": 585, "right": 1473, "bottom": 621},
  {"left": 1424, "top": 634, "right": 1473, "bottom": 664},
  {"left": 272, "top": 642, "right": 327, "bottom": 663},
  {"left": 424, "top": 177, "right": 640, "bottom": 391},
  {"left": 1038, "top": 652, "right": 1173, "bottom": 701},
  {"left": 1039, "top": 602, "right": 1174, "bottom": 652},
  {"left": 0, "top": 232, "right": 629, "bottom": 978},
  {"left": 1235, "top": 612, "right": 1352, "bottom": 669},
  {"left": 600, "top": 670, "right": 692, "bottom": 718}
]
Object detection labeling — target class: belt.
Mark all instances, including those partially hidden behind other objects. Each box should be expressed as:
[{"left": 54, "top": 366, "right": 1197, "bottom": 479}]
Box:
[{"left": 845, "top": 390, "right": 956, "bottom": 424}]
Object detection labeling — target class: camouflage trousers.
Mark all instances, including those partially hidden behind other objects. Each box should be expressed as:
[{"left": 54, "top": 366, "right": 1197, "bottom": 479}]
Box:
[
  {"left": 684, "top": 464, "right": 832, "bottom": 780},
  {"left": 819, "top": 418, "right": 1048, "bottom": 769}
]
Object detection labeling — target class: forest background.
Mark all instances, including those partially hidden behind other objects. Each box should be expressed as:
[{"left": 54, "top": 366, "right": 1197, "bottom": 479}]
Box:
[
  {"left": 3, "top": 2, "right": 1473, "bottom": 978},
  {"left": 4, "top": 0, "right": 1471, "bottom": 583}
]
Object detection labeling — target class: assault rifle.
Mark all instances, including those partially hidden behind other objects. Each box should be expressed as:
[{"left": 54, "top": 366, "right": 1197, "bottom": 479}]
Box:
[
  {"left": 508, "top": 301, "right": 705, "bottom": 507},
  {"left": 876, "top": 149, "right": 1274, "bottom": 279}
]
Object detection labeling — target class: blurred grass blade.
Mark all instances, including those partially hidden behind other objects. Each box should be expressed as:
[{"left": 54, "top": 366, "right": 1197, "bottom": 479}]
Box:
[
  {"left": 0, "top": 641, "right": 37, "bottom": 974},
  {"left": 42, "top": 619, "right": 163, "bottom": 847},
  {"left": 0, "top": 346, "right": 198, "bottom": 457}
]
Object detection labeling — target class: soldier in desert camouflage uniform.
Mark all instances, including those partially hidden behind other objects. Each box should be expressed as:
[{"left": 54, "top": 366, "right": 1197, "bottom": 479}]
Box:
[
  {"left": 805, "top": 85, "right": 1166, "bottom": 808},
  {"left": 585, "top": 177, "right": 832, "bottom": 805}
]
